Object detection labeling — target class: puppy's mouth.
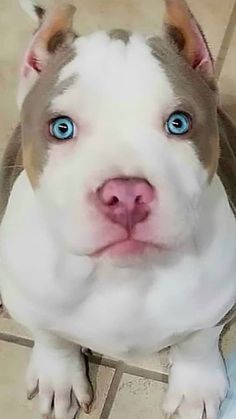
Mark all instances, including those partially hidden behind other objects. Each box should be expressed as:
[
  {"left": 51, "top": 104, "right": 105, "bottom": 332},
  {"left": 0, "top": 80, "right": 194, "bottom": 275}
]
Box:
[{"left": 91, "top": 239, "right": 165, "bottom": 257}]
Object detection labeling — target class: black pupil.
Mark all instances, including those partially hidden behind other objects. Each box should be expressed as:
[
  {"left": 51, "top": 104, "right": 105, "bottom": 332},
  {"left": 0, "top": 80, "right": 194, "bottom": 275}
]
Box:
[
  {"left": 172, "top": 118, "right": 183, "bottom": 128},
  {"left": 58, "top": 123, "right": 69, "bottom": 133}
]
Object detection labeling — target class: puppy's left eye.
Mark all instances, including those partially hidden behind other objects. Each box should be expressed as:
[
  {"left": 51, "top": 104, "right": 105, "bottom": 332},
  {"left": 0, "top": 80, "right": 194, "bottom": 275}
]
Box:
[
  {"left": 49, "top": 117, "right": 76, "bottom": 140},
  {"left": 165, "top": 112, "right": 192, "bottom": 136}
]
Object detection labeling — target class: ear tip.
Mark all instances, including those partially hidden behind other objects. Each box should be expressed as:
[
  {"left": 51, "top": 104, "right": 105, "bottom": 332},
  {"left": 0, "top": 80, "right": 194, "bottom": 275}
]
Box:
[{"left": 19, "top": 0, "right": 44, "bottom": 21}]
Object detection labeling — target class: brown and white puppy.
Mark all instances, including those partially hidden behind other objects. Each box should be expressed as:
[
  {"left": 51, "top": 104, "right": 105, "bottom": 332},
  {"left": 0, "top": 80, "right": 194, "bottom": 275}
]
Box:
[{"left": 1, "top": 1, "right": 236, "bottom": 418}]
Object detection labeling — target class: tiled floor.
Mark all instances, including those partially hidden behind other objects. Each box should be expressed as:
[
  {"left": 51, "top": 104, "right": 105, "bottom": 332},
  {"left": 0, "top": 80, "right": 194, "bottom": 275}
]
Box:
[{"left": 1, "top": 0, "right": 236, "bottom": 418}]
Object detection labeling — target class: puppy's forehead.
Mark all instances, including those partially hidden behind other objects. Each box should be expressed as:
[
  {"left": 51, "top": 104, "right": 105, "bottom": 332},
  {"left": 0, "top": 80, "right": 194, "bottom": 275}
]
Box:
[
  {"left": 53, "top": 31, "right": 175, "bottom": 115},
  {"left": 53, "top": 31, "right": 216, "bottom": 120}
]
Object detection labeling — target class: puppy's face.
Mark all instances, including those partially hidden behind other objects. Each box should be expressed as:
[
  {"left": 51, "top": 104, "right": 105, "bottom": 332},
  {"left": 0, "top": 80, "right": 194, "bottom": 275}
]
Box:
[{"left": 19, "top": 1, "right": 219, "bottom": 259}]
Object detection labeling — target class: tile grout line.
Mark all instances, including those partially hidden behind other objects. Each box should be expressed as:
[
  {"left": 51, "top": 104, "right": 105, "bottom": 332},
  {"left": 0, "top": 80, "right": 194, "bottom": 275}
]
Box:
[
  {"left": 90, "top": 354, "right": 121, "bottom": 369},
  {"left": 99, "top": 363, "right": 124, "bottom": 419},
  {"left": 0, "top": 332, "right": 33, "bottom": 348},
  {"left": 91, "top": 354, "right": 168, "bottom": 383},
  {"left": 215, "top": 1, "right": 236, "bottom": 79}
]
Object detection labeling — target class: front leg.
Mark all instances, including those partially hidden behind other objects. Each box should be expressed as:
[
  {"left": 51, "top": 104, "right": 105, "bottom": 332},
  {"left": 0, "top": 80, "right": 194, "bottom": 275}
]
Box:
[
  {"left": 27, "top": 331, "right": 93, "bottom": 419},
  {"left": 163, "top": 327, "right": 228, "bottom": 419}
]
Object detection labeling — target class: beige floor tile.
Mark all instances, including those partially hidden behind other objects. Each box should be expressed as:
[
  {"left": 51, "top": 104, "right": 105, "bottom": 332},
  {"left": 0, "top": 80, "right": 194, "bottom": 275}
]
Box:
[
  {"left": 109, "top": 373, "right": 166, "bottom": 419},
  {"left": 113, "top": 349, "right": 169, "bottom": 375},
  {"left": 81, "top": 364, "right": 115, "bottom": 419},
  {"left": 0, "top": 307, "right": 10, "bottom": 319},
  {"left": 0, "top": 318, "right": 32, "bottom": 340},
  {"left": 0, "top": 341, "right": 40, "bottom": 419},
  {"left": 221, "top": 320, "right": 236, "bottom": 357},
  {"left": 0, "top": 338, "right": 115, "bottom": 419},
  {"left": 219, "top": 26, "right": 236, "bottom": 121}
]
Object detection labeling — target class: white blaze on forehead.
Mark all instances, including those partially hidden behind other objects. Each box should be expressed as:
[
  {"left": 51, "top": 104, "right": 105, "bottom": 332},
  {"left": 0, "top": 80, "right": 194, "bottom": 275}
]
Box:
[{"left": 52, "top": 32, "right": 175, "bottom": 122}]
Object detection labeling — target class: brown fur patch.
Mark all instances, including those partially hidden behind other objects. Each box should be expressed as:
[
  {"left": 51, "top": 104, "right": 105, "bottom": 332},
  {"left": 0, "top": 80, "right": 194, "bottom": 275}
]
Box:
[
  {"left": 0, "top": 126, "right": 23, "bottom": 222},
  {"left": 166, "top": 24, "right": 185, "bottom": 51},
  {"left": 109, "top": 29, "right": 131, "bottom": 44},
  {"left": 207, "top": 137, "right": 220, "bottom": 181},
  {"left": 0, "top": 47, "right": 76, "bottom": 214},
  {"left": 34, "top": 5, "right": 45, "bottom": 21},
  {"left": 21, "top": 44, "right": 76, "bottom": 187},
  {"left": 218, "top": 108, "right": 236, "bottom": 215},
  {"left": 148, "top": 36, "right": 219, "bottom": 179},
  {"left": 47, "top": 30, "right": 67, "bottom": 53}
]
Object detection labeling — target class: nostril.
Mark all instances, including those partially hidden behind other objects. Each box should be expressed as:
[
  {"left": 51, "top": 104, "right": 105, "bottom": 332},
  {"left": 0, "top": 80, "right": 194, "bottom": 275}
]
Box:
[
  {"left": 108, "top": 196, "right": 119, "bottom": 206},
  {"left": 135, "top": 195, "right": 143, "bottom": 205}
]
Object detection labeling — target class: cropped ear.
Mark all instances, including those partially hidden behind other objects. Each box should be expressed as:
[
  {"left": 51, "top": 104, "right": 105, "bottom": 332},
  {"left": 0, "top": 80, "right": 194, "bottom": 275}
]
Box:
[
  {"left": 164, "top": 0, "right": 215, "bottom": 83},
  {"left": 17, "top": 1, "right": 76, "bottom": 108}
]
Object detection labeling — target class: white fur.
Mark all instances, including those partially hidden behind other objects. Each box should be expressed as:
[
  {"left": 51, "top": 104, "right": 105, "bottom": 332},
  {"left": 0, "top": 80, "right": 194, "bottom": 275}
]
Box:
[
  {"left": 1, "top": 32, "right": 236, "bottom": 419},
  {"left": 26, "top": 332, "right": 92, "bottom": 417},
  {"left": 163, "top": 327, "right": 228, "bottom": 418}
]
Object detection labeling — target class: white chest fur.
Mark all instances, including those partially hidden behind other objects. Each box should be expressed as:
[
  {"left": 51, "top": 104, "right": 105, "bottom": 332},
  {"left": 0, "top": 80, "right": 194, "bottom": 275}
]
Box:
[{"left": 1, "top": 172, "right": 236, "bottom": 358}]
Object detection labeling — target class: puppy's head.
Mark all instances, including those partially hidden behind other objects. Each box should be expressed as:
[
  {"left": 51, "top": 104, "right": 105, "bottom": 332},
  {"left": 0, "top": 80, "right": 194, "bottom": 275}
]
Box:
[{"left": 18, "top": 0, "right": 219, "bottom": 260}]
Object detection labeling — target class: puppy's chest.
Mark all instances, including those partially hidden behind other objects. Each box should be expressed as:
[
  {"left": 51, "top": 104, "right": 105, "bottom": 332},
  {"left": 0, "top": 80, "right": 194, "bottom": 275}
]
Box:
[
  {"left": 49, "top": 261, "right": 219, "bottom": 355},
  {"left": 3, "top": 248, "right": 234, "bottom": 356}
]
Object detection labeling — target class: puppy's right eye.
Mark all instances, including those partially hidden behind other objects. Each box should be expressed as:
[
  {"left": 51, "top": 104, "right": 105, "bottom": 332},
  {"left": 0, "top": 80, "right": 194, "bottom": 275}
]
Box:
[
  {"left": 49, "top": 116, "right": 76, "bottom": 141},
  {"left": 165, "top": 112, "right": 192, "bottom": 136}
]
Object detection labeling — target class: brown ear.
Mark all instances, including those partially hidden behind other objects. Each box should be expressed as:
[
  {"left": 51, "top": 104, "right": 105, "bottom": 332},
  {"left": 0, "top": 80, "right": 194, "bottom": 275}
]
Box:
[
  {"left": 164, "top": 0, "right": 214, "bottom": 80},
  {"left": 18, "top": 1, "right": 76, "bottom": 108}
]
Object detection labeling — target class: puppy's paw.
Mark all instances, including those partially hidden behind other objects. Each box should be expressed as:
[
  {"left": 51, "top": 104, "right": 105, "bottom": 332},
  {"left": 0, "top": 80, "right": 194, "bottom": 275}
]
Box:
[
  {"left": 27, "top": 345, "right": 93, "bottom": 419},
  {"left": 163, "top": 355, "right": 228, "bottom": 419}
]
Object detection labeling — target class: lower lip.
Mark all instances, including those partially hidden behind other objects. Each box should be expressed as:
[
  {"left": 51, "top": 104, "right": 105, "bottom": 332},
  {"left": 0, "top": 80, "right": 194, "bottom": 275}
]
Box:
[{"left": 93, "top": 240, "right": 154, "bottom": 257}]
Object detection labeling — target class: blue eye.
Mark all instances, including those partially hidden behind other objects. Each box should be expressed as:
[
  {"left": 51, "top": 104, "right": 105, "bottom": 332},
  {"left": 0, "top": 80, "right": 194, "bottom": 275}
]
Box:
[
  {"left": 49, "top": 117, "right": 75, "bottom": 140},
  {"left": 166, "top": 112, "right": 191, "bottom": 136}
]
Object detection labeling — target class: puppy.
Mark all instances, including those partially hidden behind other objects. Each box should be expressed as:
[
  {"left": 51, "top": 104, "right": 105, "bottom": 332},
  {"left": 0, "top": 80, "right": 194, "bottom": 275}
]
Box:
[{"left": 1, "top": 0, "right": 236, "bottom": 418}]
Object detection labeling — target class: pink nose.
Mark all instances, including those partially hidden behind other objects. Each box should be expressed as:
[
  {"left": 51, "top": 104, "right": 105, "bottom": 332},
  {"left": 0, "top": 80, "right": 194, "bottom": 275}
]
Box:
[{"left": 97, "top": 178, "right": 154, "bottom": 230}]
